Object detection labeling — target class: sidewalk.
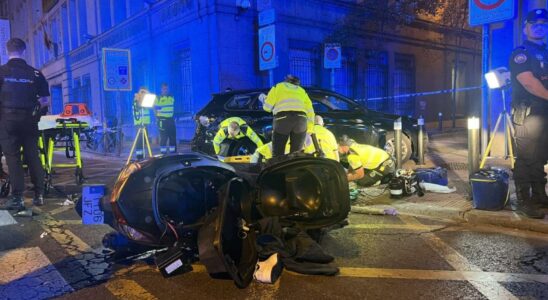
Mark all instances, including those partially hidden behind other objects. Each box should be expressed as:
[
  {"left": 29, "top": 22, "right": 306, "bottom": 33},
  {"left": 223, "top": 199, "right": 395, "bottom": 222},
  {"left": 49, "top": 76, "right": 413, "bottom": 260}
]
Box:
[{"left": 351, "top": 130, "right": 548, "bottom": 234}]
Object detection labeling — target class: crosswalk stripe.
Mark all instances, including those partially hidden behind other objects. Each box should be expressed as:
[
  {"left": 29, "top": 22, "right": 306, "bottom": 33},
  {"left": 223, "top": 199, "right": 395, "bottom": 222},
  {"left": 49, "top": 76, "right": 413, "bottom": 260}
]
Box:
[
  {"left": 0, "top": 247, "right": 73, "bottom": 299},
  {"left": 346, "top": 223, "right": 444, "bottom": 231},
  {"left": 335, "top": 267, "right": 548, "bottom": 283},
  {"left": 399, "top": 215, "right": 518, "bottom": 300},
  {"left": 105, "top": 279, "right": 158, "bottom": 300},
  {"left": 0, "top": 210, "right": 17, "bottom": 226}
]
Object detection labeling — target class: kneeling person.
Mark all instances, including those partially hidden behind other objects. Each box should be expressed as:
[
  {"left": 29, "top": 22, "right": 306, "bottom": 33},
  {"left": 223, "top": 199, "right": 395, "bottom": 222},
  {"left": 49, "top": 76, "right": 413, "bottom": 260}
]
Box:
[
  {"left": 213, "top": 117, "right": 263, "bottom": 156},
  {"left": 338, "top": 136, "right": 394, "bottom": 187}
]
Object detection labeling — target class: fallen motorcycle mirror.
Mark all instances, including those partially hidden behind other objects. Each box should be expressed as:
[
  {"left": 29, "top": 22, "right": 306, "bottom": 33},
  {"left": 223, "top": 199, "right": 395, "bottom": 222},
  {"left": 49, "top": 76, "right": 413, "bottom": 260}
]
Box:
[{"left": 103, "top": 152, "right": 350, "bottom": 288}]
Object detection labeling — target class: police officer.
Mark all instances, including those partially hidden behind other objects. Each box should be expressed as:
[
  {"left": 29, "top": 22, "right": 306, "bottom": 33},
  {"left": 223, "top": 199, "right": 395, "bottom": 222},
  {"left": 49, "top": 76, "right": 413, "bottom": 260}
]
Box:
[
  {"left": 0, "top": 38, "right": 49, "bottom": 210},
  {"left": 132, "top": 87, "right": 152, "bottom": 160},
  {"left": 212, "top": 116, "right": 263, "bottom": 156},
  {"left": 263, "top": 75, "right": 315, "bottom": 157},
  {"left": 509, "top": 9, "right": 548, "bottom": 219},
  {"left": 338, "top": 136, "right": 395, "bottom": 187},
  {"left": 155, "top": 83, "right": 176, "bottom": 154}
]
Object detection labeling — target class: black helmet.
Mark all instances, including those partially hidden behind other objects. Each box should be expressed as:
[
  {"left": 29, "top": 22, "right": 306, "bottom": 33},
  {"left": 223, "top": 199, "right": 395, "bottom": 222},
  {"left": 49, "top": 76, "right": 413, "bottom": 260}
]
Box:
[
  {"left": 284, "top": 74, "right": 300, "bottom": 86},
  {"left": 525, "top": 9, "right": 548, "bottom": 24}
]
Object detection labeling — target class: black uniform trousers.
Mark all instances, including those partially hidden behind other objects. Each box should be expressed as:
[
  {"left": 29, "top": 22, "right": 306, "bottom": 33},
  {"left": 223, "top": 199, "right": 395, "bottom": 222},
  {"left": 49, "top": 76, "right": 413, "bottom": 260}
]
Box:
[
  {"left": 272, "top": 111, "right": 307, "bottom": 157},
  {"left": 0, "top": 117, "right": 44, "bottom": 197},
  {"left": 158, "top": 117, "right": 176, "bottom": 153},
  {"left": 513, "top": 106, "right": 548, "bottom": 185}
]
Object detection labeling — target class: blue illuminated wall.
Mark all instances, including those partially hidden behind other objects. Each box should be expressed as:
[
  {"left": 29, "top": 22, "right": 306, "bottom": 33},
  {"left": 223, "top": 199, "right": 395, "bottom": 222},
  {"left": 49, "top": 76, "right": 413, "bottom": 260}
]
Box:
[{"left": 31, "top": 0, "right": 485, "bottom": 142}]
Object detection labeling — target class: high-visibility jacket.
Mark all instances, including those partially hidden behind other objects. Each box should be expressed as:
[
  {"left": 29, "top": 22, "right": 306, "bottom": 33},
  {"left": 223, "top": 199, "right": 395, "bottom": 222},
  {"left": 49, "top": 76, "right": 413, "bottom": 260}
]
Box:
[
  {"left": 156, "top": 95, "right": 175, "bottom": 118},
  {"left": 314, "top": 125, "right": 339, "bottom": 161},
  {"left": 263, "top": 82, "right": 315, "bottom": 132},
  {"left": 213, "top": 117, "right": 264, "bottom": 154},
  {"left": 251, "top": 141, "right": 294, "bottom": 162},
  {"left": 347, "top": 143, "right": 391, "bottom": 171},
  {"left": 133, "top": 101, "right": 152, "bottom": 126}
]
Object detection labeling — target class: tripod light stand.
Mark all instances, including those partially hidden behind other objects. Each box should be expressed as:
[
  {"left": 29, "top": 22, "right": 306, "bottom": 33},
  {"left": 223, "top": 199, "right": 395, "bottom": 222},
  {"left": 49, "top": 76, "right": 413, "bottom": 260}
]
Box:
[
  {"left": 480, "top": 67, "right": 515, "bottom": 169},
  {"left": 126, "top": 92, "right": 155, "bottom": 165}
]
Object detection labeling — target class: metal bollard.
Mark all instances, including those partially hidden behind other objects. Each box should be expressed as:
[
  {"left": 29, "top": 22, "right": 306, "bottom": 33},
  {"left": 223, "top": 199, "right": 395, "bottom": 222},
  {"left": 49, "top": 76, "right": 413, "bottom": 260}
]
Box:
[
  {"left": 467, "top": 117, "right": 480, "bottom": 177},
  {"left": 417, "top": 115, "right": 425, "bottom": 165},
  {"left": 394, "top": 118, "right": 402, "bottom": 169},
  {"left": 438, "top": 112, "right": 443, "bottom": 132}
]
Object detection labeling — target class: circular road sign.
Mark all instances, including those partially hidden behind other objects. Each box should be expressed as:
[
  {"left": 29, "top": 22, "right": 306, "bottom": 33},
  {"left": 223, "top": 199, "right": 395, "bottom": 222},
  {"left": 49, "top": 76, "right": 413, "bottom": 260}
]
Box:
[
  {"left": 261, "top": 41, "right": 274, "bottom": 62},
  {"left": 473, "top": 0, "right": 505, "bottom": 10},
  {"left": 326, "top": 48, "right": 339, "bottom": 61}
]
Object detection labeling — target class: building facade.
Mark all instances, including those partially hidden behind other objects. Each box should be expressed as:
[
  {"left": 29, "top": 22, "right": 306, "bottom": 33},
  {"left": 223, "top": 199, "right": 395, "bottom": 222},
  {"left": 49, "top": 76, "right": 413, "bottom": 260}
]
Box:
[{"left": 3, "top": 0, "right": 483, "bottom": 141}]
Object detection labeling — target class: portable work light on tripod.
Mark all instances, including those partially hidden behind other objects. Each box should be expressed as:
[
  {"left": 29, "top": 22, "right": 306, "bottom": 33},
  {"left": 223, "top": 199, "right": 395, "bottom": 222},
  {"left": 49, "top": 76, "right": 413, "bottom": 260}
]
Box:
[
  {"left": 126, "top": 92, "right": 155, "bottom": 165},
  {"left": 480, "top": 67, "right": 515, "bottom": 169}
]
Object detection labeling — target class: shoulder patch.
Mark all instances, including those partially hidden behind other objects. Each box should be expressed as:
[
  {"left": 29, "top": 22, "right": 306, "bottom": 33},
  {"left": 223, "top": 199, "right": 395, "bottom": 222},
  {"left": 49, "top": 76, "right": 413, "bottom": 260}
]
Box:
[{"left": 514, "top": 53, "right": 528, "bottom": 64}]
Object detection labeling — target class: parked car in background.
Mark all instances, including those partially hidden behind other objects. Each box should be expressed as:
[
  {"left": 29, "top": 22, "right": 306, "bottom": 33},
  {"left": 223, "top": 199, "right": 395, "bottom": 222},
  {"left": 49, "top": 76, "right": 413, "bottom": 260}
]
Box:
[{"left": 191, "top": 88, "right": 425, "bottom": 162}]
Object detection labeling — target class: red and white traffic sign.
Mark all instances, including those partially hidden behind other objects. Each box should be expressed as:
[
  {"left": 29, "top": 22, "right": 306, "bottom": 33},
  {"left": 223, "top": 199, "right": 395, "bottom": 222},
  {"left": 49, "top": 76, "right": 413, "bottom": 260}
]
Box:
[
  {"left": 324, "top": 44, "right": 341, "bottom": 69},
  {"left": 259, "top": 25, "right": 276, "bottom": 71},
  {"left": 469, "top": 0, "right": 514, "bottom": 26}
]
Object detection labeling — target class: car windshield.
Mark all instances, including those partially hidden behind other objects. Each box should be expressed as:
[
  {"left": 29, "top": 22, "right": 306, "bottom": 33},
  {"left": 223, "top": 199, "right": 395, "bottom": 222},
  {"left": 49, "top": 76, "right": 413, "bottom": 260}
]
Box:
[
  {"left": 226, "top": 93, "right": 262, "bottom": 110},
  {"left": 250, "top": 91, "right": 363, "bottom": 112},
  {"left": 309, "top": 93, "right": 362, "bottom": 112}
]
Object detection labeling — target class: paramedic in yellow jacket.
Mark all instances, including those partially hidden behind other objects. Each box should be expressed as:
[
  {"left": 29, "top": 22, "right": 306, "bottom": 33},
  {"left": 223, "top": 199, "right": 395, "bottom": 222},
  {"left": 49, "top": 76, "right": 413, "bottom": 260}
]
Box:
[
  {"left": 262, "top": 74, "right": 314, "bottom": 157},
  {"left": 338, "top": 135, "right": 395, "bottom": 187},
  {"left": 314, "top": 115, "right": 339, "bottom": 162},
  {"left": 250, "top": 134, "right": 328, "bottom": 163},
  {"left": 213, "top": 117, "right": 263, "bottom": 156}
]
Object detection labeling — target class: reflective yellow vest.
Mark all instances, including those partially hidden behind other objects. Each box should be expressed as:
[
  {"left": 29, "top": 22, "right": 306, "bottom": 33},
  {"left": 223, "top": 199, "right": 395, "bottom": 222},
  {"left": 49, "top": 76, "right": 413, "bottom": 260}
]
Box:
[
  {"left": 347, "top": 143, "right": 391, "bottom": 171},
  {"left": 133, "top": 101, "right": 152, "bottom": 126},
  {"left": 212, "top": 117, "right": 264, "bottom": 154},
  {"left": 314, "top": 125, "right": 339, "bottom": 161},
  {"left": 156, "top": 95, "right": 174, "bottom": 118},
  {"left": 255, "top": 142, "right": 273, "bottom": 161},
  {"left": 263, "top": 82, "right": 315, "bottom": 132}
]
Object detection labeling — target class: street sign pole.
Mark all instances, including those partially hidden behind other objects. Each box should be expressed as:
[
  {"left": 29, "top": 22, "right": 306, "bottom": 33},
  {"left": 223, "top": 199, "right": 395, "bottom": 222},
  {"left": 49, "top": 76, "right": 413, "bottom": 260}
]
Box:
[
  {"left": 330, "top": 68, "right": 335, "bottom": 91},
  {"left": 269, "top": 69, "right": 273, "bottom": 87},
  {"left": 481, "top": 24, "right": 490, "bottom": 155}
]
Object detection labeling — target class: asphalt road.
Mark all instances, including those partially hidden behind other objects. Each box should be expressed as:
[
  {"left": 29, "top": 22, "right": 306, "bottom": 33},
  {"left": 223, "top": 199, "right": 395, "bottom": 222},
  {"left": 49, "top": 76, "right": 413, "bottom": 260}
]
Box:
[{"left": 1, "top": 151, "right": 547, "bottom": 300}]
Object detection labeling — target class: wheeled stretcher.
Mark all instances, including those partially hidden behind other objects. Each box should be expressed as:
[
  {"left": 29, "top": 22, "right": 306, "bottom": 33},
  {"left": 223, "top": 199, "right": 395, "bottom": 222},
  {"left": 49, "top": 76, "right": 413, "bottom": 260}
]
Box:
[{"left": 40, "top": 118, "right": 90, "bottom": 187}]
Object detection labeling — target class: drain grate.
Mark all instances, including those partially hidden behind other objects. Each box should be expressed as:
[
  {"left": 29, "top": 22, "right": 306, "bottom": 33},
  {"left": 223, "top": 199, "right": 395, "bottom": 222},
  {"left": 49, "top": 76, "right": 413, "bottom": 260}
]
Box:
[{"left": 438, "top": 162, "right": 468, "bottom": 170}]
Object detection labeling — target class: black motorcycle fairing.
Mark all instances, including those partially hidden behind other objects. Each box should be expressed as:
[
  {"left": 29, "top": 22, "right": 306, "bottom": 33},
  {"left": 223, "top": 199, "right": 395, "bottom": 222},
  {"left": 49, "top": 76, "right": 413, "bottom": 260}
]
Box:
[
  {"left": 198, "top": 177, "right": 257, "bottom": 288},
  {"left": 112, "top": 154, "right": 238, "bottom": 247},
  {"left": 256, "top": 154, "right": 350, "bottom": 229}
]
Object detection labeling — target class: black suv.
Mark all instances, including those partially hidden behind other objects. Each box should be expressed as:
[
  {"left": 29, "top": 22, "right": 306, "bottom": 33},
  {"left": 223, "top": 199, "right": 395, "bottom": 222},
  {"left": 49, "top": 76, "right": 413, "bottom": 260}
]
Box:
[{"left": 191, "top": 88, "right": 424, "bottom": 162}]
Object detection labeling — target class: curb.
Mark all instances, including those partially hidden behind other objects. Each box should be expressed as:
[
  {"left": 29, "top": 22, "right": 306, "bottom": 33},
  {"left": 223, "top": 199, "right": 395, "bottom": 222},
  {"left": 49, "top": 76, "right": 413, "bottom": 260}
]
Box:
[{"left": 351, "top": 204, "right": 548, "bottom": 234}]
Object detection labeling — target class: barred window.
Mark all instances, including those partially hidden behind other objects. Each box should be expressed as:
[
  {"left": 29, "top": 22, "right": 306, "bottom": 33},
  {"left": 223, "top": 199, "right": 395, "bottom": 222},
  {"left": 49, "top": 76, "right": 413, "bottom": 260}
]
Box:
[{"left": 289, "top": 48, "right": 317, "bottom": 87}]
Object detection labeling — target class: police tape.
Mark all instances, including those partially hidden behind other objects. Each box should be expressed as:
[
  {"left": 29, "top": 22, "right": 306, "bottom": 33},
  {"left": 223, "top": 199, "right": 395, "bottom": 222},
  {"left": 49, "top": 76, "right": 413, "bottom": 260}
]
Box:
[{"left": 355, "top": 86, "right": 482, "bottom": 102}]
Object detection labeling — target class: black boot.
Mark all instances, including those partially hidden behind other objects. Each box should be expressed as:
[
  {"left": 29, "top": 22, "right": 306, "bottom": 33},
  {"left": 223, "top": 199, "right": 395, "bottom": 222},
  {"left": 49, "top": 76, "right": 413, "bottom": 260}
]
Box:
[
  {"left": 515, "top": 183, "right": 544, "bottom": 219},
  {"left": 531, "top": 182, "right": 548, "bottom": 208},
  {"left": 0, "top": 195, "right": 25, "bottom": 211}
]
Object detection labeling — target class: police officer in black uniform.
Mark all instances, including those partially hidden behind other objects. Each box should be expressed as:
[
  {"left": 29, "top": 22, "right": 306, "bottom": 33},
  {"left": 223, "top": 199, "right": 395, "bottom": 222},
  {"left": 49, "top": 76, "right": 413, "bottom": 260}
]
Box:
[
  {"left": 0, "top": 38, "right": 49, "bottom": 211},
  {"left": 509, "top": 9, "right": 548, "bottom": 219}
]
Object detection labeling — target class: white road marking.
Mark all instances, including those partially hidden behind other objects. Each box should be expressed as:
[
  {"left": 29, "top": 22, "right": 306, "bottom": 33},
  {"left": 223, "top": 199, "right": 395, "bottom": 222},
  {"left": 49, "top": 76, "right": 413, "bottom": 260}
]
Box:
[
  {"left": 0, "top": 210, "right": 17, "bottom": 226},
  {"left": 399, "top": 215, "right": 518, "bottom": 300},
  {"left": 0, "top": 247, "right": 73, "bottom": 299}
]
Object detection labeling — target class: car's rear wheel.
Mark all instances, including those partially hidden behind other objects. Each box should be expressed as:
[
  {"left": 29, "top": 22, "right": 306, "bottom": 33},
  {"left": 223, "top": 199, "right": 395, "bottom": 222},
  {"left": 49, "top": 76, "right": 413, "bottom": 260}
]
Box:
[
  {"left": 228, "top": 138, "right": 257, "bottom": 156},
  {"left": 384, "top": 133, "right": 412, "bottom": 163}
]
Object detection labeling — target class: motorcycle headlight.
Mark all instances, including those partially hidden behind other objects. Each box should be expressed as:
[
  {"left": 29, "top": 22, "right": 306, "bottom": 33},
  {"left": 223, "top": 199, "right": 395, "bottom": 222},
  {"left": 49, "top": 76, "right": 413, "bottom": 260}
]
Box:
[{"left": 117, "top": 223, "right": 153, "bottom": 243}]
